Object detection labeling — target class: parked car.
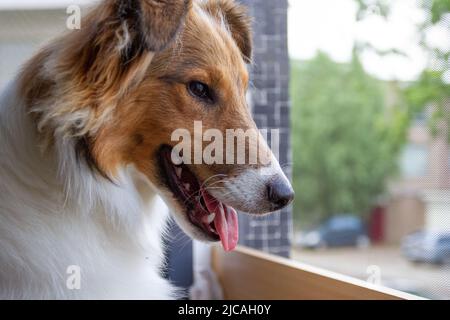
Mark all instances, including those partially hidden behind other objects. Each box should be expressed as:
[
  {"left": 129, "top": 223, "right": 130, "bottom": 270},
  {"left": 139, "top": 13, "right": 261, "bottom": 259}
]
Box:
[
  {"left": 296, "top": 215, "right": 369, "bottom": 249},
  {"left": 401, "top": 230, "right": 450, "bottom": 265}
]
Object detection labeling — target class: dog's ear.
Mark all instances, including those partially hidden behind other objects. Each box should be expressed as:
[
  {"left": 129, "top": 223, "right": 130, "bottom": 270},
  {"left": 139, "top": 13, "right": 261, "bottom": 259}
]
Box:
[
  {"left": 20, "top": 1, "right": 192, "bottom": 179},
  {"left": 135, "top": 0, "right": 192, "bottom": 52},
  {"left": 201, "top": 0, "right": 253, "bottom": 63},
  {"left": 55, "top": 0, "right": 192, "bottom": 110},
  {"left": 82, "top": 0, "right": 192, "bottom": 56}
]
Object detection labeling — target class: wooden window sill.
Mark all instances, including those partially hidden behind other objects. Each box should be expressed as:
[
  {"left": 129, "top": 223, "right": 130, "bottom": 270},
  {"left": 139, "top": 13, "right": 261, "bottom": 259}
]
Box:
[{"left": 211, "top": 245, "right": 424, "bottom": 300}]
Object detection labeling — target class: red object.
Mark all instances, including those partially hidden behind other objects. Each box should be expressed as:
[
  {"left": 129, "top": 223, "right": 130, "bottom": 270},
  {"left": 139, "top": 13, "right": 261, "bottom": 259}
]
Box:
[{"left": 369, "top": 206, "right": 385, "bottom": 243}]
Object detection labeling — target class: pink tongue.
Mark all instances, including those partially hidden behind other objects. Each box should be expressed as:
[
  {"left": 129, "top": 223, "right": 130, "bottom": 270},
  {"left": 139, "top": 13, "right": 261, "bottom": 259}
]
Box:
[{"left": 202, "top": 189, "right": 239, "bottom": 251}]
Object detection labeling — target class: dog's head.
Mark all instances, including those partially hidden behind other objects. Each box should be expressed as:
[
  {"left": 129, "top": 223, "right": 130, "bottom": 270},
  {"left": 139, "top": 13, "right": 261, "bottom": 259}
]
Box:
[{"left": 23, "top": 0, "right": 294, "bottom": 251}]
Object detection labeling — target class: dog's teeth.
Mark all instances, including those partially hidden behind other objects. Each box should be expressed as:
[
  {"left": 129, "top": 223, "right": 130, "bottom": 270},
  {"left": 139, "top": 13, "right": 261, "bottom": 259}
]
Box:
[
  {"left": 175, "top": 167, "right": 182, "bottom": 178},
  {"left": 206, "top": 213, "right": 216, "bottom": 224}
]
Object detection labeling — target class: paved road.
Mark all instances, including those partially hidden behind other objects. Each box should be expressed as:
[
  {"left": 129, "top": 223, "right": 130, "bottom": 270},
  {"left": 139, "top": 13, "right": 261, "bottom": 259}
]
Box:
[{"left": 292, "top": 246, "right": 450, "bottom": 299}]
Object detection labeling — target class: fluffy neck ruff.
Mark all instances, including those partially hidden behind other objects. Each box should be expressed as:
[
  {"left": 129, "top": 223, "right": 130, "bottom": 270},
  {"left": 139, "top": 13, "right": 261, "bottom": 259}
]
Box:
[
  {"left": 2, "top": 76, "right": 163, "bottom": 231},
  {"left": 0, "top": 80, "right": 174, "bottom": 299}
]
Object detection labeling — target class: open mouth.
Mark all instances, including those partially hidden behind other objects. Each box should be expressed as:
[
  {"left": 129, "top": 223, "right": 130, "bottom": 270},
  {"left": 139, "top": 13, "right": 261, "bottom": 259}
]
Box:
[{"left": 158, "top": 145, "right": 239, "bottom": 251}]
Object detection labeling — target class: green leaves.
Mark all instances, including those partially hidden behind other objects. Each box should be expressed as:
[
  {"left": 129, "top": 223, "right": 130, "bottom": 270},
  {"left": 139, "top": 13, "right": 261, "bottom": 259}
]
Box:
[
  {"left": 405, "top": 70, "right": 449, "bottom": 111},
  {"left": 405, "top": 70, "right": 450, "bottom": 140},
  {"left": 429, "top": 0, "right": 450, "bottom": 24}
]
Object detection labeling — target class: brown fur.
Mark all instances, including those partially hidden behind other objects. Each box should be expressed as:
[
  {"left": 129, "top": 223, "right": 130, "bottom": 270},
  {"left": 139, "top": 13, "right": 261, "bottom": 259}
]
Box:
[
  {"left": 200, "top": 0, "right": 253, "bottom": 63},
  {"left": 18, "top": 0, "right": 265, "bottom": 189}
]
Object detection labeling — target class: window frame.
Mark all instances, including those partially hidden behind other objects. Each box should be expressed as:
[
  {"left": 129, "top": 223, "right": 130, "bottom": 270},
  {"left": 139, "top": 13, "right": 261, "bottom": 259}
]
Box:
[{"left": 211, "top": 246, "right": 424, "bottom": 300}]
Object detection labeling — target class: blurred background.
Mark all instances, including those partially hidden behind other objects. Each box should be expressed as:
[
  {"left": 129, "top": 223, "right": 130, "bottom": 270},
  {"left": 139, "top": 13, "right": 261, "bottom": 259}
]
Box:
[
  {"left": 289, "top": 0, "right": 450, "bottom": 299},
  {"left": 0, "top": 0, "right": 449, "bottom": 299}
]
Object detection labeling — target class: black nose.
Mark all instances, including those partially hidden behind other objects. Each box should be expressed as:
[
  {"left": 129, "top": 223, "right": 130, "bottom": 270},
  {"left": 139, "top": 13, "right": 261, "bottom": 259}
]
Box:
[{"left": 267, "top": 178, "right": 295, "bottom": 210}]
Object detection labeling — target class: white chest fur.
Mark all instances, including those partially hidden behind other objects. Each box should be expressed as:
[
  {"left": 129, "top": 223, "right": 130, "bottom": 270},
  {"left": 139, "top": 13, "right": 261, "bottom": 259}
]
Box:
[{"left": 0, "top": 82, "right": 176, "bottom": 299}]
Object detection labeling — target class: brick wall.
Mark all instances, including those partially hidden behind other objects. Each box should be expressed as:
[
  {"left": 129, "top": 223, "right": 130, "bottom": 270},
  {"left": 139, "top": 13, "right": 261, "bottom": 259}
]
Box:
[{"left": 238, "top": 0, "right": 293, "bottom": 258}]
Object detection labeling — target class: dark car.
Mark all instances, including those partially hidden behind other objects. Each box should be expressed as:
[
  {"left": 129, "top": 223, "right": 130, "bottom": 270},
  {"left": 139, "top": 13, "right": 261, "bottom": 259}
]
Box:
[
  {"left": 297, "top": 215, "right": 369, "bottom": 249},
  {"left": 401, "top": 230, "right": 450, "bottom": 265}
]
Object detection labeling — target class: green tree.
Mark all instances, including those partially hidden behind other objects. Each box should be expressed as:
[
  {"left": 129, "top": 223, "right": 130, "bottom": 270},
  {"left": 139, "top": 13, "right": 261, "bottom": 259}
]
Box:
[
  {"left": 356, "top": 0, "right": 450, "bottom": 139},
  {"left": 290, "top": 53, "right": 407, "bottom": 227},
  {"left": 406, "top": 0, "right": 450, "bottom": 139}
]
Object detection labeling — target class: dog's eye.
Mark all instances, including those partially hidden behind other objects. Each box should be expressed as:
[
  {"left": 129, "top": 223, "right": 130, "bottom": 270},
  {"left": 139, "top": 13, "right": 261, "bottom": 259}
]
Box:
[{"left": 188, "top": 81, "right": 213, "bottom": 102}]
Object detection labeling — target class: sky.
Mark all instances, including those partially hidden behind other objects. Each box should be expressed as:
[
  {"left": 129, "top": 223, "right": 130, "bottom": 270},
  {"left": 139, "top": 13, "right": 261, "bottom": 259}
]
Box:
[{"left": 288, "top": 0, "right": 449, "bottom": 82}]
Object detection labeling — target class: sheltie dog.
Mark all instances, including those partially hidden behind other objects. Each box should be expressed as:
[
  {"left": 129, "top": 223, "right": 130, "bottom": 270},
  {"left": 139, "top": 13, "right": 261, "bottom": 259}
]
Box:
[{"left": 0, "top": 0, "right": 293, "bottom": 299}]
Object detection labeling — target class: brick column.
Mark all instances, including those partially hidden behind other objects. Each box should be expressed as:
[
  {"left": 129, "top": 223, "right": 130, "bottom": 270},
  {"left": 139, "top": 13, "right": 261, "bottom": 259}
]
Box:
[{"left": 238, "top": 0, "right": 293, "bottom": 257}]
